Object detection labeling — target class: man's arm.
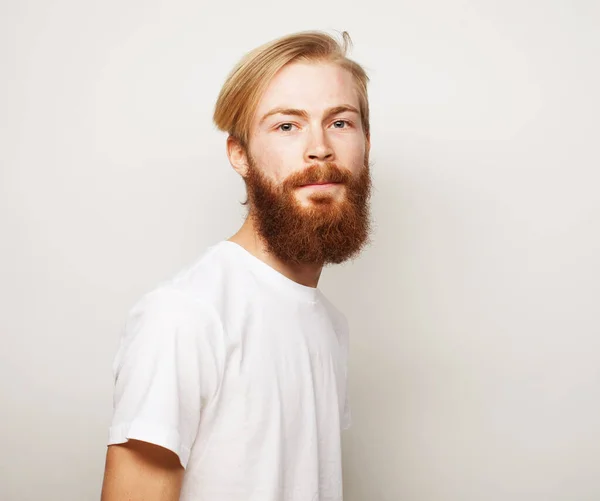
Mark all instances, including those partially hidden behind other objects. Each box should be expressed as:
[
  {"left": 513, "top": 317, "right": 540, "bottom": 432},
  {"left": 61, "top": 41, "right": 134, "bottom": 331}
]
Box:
[{"left": 100, "top": 440, "right": 184, "bottom": 501}]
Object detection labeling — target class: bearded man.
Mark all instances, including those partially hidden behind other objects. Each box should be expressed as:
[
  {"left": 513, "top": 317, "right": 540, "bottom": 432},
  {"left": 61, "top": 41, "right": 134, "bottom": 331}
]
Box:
[{"left": 101, "top": 30, "right": 373, "bottom": 501}]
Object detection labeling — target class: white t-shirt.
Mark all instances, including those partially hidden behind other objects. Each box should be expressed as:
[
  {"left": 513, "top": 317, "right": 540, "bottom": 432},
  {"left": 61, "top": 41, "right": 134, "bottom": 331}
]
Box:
[{"left": 108, "top": 240, "right": 351, "bottom": 501}]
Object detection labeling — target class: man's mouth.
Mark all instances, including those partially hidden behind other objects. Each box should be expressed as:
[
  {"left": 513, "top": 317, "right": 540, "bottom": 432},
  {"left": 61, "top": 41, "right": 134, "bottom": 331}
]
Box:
[{"left": 299, "top": 182, "right": 341, "bottom": 187}]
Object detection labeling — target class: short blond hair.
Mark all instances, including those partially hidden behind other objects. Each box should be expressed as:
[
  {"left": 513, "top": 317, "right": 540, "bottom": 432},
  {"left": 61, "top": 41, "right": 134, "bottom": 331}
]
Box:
[{"left": 213, "top": 30, "right": 370, "bottom": 148}]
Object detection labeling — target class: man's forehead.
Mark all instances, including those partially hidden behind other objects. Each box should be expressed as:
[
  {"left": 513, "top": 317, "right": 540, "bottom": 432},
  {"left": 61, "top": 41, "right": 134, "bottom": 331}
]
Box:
[{"left": 255, "top": 62, "right": 360, "bottom": 116}]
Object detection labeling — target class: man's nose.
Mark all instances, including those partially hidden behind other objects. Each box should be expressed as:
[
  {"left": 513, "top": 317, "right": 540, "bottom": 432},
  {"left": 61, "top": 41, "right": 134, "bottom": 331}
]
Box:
[{"left": 305, "top": 128, "right": 335, "bottom": 162}]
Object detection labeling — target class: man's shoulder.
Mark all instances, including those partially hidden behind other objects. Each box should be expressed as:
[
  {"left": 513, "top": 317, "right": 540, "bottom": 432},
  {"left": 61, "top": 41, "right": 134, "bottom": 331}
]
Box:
[
  {"left": 127, "top": 242, "right": 231, "bottom": 325},
  {"left": 156, "top": 241, "right": 233, "bottom": 303},
  {"left": 125, "top": 285, "right": 220, "bottom": 337}
]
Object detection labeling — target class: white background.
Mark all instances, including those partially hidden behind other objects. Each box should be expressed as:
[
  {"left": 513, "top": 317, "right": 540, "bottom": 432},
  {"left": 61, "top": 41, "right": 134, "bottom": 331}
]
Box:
[{"left": 1, "top": 1, "right": 599, "bottom": 500}]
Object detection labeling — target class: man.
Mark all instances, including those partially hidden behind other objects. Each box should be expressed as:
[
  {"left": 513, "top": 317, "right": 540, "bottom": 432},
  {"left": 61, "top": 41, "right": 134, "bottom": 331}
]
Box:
[{"left": 101, "top": 30, "right": 373, "bottom": 501}]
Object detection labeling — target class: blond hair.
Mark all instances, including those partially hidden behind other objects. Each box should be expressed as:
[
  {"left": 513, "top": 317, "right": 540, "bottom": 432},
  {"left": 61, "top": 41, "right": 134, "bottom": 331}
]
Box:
[{"left": 213, "top": 30, "right": 370, "bottom": 148}]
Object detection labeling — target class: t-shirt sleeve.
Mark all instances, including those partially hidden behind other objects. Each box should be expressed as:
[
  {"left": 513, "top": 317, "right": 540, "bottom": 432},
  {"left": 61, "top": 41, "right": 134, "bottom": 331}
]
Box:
[{"left": 108, "top": 287, "right": 223, "bottom": 468}]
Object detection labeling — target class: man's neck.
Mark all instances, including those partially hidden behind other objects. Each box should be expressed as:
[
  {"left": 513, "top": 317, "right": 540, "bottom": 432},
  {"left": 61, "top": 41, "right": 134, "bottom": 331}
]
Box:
[{"left": 227, "top": 218, "right": 323, "bottom": 289}]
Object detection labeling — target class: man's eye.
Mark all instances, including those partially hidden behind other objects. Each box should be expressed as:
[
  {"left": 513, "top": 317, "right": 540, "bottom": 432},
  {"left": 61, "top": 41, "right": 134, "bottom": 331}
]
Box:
[
  {"left": 278, "top": 123, "right": 295, "bottom": 132},
  {"left": 332, "top": 120, "right": 349, "bottom": 129}
]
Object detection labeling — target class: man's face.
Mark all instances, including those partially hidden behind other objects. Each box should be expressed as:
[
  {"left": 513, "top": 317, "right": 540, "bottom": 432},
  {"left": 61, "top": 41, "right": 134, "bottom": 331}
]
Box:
[{"left": 243, "top": 61, "right": 372, "bottom": 265}]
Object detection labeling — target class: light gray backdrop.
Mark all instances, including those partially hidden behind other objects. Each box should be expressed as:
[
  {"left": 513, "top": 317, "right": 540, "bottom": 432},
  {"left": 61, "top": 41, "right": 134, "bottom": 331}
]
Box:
[{"left": 1, "top": 0, "right": 599, "bottom": 500}]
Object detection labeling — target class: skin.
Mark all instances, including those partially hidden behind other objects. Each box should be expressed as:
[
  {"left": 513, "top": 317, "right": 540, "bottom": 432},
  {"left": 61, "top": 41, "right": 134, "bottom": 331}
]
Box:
[
  {"left": 100, "top": 60, "right": 370, "bottom": 500},
  {"left": 228, "top": 61, "right": 370, "bottom": 288},
  {"left": 100, "top": 440, "right": 184, "bottom": 501}
]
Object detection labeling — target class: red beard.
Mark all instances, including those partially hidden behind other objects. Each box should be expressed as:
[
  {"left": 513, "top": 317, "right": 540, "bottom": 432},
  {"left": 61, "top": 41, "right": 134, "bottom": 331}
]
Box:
[{"left": 244, "top": 154, "right": 372, "bottom": 265}]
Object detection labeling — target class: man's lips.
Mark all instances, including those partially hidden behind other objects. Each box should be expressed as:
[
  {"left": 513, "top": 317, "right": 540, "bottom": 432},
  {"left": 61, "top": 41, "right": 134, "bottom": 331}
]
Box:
[{"left": 298, "top": 182, "right": 341, "bottom": 188}]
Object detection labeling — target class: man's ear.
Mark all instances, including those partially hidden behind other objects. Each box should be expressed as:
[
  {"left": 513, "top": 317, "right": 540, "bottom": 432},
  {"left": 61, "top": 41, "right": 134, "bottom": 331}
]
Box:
[
  {"left": 226, "top": 136, "right": 249, "bottom": 177},
  {"left": 365, "top": 131, "right": 371, "bottom": 157}
]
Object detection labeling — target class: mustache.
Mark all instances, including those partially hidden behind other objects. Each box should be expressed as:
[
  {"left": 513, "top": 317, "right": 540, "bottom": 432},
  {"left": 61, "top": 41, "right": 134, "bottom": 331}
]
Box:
[{"left": 285, "top": 163, "right": 352, "bottom": 188}]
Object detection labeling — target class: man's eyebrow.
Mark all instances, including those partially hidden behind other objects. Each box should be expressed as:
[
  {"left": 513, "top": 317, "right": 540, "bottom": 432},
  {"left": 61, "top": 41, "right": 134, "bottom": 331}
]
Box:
[
  {"left": 258, "top": 104, "right": 360, "bottom": 125},
  {"left": 259, "top": 108, "right": 309, "bottom": 124},
  {"left": 323, "top": 105, "right": 360, "bottom": 119}
]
